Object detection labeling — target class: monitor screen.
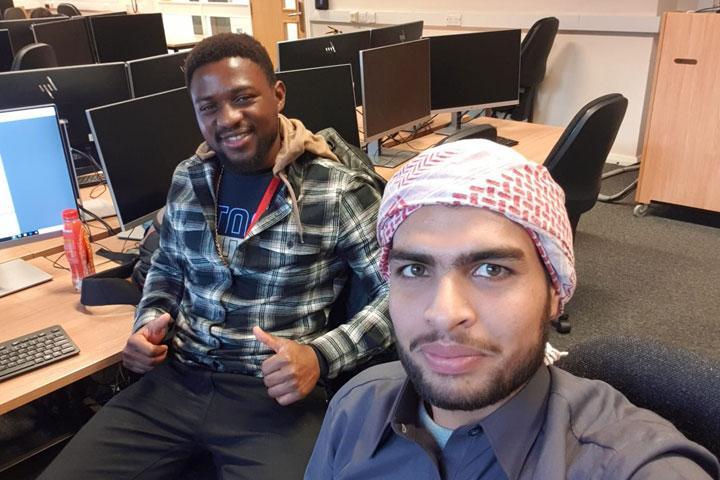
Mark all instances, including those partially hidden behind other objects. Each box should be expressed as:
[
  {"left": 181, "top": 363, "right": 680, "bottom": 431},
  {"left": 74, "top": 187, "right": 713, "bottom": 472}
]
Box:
[
  {"left": 87, "top": 87, "right": 204, "bottom": 229},
  {"left": 126, "top": 50, "right": 189, "bottom": 98},
  {"left": 0, "top": 16, "right": 66, "bottom": 54},
  {"left": 0, "top": 29, "right": 12, "bottom": 72},
  {"left": 277, "top": 30, "right": 370, "bottom": 107},
  {"left": 0, "top": 63, "right": 131, "bottom": 150},
  {"left": 360, "top": 38, "right": 431, "bottom": 142},
  {"left": 430, "top": 30, "right": 521, "bottom": 113},
  {"left": 90, "top": 13, "right": 167, "bottom": 62},
  {"left": 32, "top": 17, "right": 95, "bottom": 66},
  {"left": 277, "top": 64, "right": 360, "bottom": 147},
  {"left": 369, "top": 21, "right": 423, "bottom": 48},
  {"left": 0, "top": 105, "right": 77, "bottom": 249}
]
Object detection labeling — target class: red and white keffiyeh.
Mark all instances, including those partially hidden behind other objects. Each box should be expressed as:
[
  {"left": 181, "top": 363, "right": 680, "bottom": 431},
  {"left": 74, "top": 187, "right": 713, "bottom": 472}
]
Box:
[{"left": 377, "top": 139, "right": 576, "bottom": 310}]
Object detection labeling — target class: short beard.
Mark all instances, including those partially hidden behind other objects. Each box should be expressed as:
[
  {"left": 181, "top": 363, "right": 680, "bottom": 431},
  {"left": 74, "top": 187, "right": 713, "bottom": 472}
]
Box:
[
  {"left": 397, "top": 296, "right": 551, "bottom": 412},
  {"left": 215, "top": 126, "right": 278, "bottom": 175}
]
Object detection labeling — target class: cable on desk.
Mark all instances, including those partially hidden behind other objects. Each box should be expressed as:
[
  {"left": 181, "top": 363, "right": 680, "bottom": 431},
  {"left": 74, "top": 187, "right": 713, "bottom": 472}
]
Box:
[
  {"left": 44, "top": 251, "right": 70, "bottom": 271},
  {"left": 78, "top": 204, "right": 115, "bottom": 239}
]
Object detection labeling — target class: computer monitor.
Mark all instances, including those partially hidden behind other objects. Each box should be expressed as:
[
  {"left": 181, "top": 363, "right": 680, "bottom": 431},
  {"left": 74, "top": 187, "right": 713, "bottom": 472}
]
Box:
[
  {"left": 277, "top": 30, "right": 370, "bottom": 107},
  {"left": 87, "top": 87, "right": 204, "bottom": 230},
  {"left": 90, "top": 13, "right": 167, "bottom": 62},
  {"left": 0, "top": 105, "right": 78, "bottom": 297},
  {"left": 126, "top": 50, "right": 189, "bottom": 98},
  {"left": 31, "top": 17, "right": 95, "bottom": 66},
  {"left": 430, "top": 30, "right": 521, "bottom": 134},
  {"left": 0, "top": 63, "right": 131, "bottom": 151},
  {"left": 360, "top": 38, "right": 431, "bottom": 166},
  {"left": 0, "top": 29, "right": 12, "bottom": 72},
  {"left": 277, "top": 64, "right": 360, "bottom": 147},
  {"left": 0, "top": 16, "right": 66, "bottom": 54},
  {"left": 369, "top": 21, "right": 423, "bottom": 48}
]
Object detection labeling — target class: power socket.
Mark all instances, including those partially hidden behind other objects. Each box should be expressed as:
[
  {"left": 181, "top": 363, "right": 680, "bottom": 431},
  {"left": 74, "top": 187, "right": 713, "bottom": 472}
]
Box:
[{"left": 446, "top": 13, "right": 462, "bottom": 27}]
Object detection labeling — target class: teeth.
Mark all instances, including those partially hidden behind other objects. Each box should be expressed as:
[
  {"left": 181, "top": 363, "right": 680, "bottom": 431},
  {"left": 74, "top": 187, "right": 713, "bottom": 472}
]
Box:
[{"left": 222, "top": 132, "right": 249, "bottom": 141}]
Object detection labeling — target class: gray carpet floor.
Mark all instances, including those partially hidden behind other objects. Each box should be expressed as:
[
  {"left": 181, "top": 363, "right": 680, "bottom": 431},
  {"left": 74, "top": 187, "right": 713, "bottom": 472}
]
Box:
[{"left": 549, "top": 165, "right": 720, "bottom": 360}]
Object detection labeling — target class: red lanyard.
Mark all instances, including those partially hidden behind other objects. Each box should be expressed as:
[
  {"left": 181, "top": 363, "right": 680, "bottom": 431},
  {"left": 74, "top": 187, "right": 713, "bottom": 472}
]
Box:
[{"left": 245, "top": 176, "right": 281, "bottom": 237}]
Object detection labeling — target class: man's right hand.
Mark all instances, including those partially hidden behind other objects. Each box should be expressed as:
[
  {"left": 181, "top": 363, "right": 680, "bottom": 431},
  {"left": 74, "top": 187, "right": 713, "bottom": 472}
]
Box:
[{"left": 122, "top": 313, "right": 172, "bottom": 373}]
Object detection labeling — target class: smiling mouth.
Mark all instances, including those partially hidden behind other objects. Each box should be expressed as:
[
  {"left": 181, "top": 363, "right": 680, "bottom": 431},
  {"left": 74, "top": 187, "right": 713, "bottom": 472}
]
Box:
[{"left": 218, "top": 130, "right": 252, "bottom": 149}]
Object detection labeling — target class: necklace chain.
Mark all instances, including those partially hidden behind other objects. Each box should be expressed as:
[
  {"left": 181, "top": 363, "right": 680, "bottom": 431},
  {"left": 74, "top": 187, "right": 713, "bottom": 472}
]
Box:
[{"left": 213, "top": 166, "right": 228, "bottom": 266}]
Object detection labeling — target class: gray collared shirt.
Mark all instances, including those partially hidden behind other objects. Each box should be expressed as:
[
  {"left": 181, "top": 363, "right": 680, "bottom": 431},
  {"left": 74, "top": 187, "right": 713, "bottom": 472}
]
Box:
[{"left": 305, "top": 362, "right": 719, "bottom": 479}]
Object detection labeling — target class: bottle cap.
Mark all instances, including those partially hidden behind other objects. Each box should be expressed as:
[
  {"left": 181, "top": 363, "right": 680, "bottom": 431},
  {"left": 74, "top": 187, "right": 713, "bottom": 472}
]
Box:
[{"left": 62, "top": 208, "right": 80, "bottom": 221}]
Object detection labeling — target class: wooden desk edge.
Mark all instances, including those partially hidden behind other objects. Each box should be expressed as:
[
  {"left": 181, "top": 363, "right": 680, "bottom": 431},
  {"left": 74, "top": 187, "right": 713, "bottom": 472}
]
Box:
[{"left": 0, "top": 352, "right": 123, "bottom": 415}]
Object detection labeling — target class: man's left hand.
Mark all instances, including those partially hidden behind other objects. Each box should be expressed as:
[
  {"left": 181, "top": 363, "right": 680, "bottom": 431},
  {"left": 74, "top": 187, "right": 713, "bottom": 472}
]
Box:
[{"left": 253, "top": 326, "right": 321, "bottom": 406}]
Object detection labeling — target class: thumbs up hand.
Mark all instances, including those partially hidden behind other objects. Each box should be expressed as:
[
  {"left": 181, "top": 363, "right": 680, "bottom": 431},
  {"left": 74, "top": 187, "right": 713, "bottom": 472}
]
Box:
[
  {"left": 122, "top": 313, "right": 173, "bottom": 373},
  {"left": 253, "top": 326, "right": 320, "bottom": 406}
]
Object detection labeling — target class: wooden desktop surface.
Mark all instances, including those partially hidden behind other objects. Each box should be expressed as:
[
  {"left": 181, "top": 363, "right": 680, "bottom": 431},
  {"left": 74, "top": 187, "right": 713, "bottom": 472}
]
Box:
[
  {"left": 0, "top": 116, "right": 562, "bottom": 415},
  {"left": 373, "top": 116, "right": 563, "bottom": 180},
  {"left": 0, "top": 237, "right": 136, "bottom": 415}
]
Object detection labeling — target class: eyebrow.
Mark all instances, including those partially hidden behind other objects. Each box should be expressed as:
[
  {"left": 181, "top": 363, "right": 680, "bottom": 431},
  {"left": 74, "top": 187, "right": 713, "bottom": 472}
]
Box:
[
  {"left": 388, "top": 247, "right": 526, "bottom": 268},
  {"left": 193, "top": 85, "right": 255, "bottom": 104}
]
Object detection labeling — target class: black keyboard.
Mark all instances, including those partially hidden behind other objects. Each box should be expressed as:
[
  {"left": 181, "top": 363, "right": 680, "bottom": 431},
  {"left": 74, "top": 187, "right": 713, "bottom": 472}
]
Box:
[
  {"left": 0, "top": 325, "right": 80, "bottom": 382},
  {"left": 494, "top": 136, "right": 519, "bottom": 147},
  {"left": 76, "top": 171, "right": 105, "bottom": 188}
]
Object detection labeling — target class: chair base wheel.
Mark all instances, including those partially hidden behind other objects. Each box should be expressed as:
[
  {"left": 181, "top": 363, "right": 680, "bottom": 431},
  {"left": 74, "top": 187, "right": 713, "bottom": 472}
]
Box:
[{"left": 552, "top": 313, "right": 571, "bottom": 334}]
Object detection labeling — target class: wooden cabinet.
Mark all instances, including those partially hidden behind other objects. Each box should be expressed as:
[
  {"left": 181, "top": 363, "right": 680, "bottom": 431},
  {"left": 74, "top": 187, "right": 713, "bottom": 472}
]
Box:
[{"left": 636, "top": 12, "right": 720, "bottom": 213}]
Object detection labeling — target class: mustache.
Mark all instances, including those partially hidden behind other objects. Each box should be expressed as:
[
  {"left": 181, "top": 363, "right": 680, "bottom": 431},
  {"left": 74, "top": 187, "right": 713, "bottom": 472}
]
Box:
[{"left": 409, "top": 331, "right": 502, "bottom": 354}]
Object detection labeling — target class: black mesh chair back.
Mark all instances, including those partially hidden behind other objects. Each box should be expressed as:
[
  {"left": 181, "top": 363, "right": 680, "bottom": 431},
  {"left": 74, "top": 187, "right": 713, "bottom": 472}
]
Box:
[
  {"left": 556, "top": 336, "right": 720, "bottom": 460},
  {"left": 544, "top": 93, "right": 627, "bottom": 235},
  {"left": 57, "top": 3, "right": 81, "bottom": 17},
  {"left": 11, "top": 42, "right": 58, "bottom": 70},
  {"left": 30, "top": 7, "right": 52, "bottom": 18},
  {"left": 3, "top": 7, "right": 26, "bottom": 19}
]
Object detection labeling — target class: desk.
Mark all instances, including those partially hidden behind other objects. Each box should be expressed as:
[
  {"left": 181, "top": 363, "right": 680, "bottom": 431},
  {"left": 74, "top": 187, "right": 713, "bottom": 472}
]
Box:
[
  {"left": 0, "top": 116, "right": 562, "bottom": 416},
  {"left": 0, "top": 238, "right": 135, "bottom": 415},
  {"left": 374, "top": 115, "right": 563, "bottom": 181}
]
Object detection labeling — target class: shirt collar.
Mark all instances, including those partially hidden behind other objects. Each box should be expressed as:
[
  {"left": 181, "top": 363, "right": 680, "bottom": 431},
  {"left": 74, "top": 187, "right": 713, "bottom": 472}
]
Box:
[
  {"left": 371, "top": 366, "right": 550, "bottom": 479},
  {"left": 480, "top": 366, "right": 550, "bottom": 480}
]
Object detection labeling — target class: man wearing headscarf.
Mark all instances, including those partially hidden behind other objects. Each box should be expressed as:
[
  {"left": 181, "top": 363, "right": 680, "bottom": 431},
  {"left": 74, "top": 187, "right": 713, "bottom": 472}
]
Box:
[{"left": 305, "top": 140, "right": 719, "bottom": 479}]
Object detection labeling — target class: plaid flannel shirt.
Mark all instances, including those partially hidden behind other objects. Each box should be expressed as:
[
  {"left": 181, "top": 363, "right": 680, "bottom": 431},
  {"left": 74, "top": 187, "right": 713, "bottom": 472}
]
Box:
[{"left": 133, "top": 148, "right": 392, "bottom": 379}]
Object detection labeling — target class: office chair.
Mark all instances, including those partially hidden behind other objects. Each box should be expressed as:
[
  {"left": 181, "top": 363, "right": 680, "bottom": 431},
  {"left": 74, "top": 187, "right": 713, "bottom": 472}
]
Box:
[
  {"left": 597, "top": 162, "right": 640, "bottom": 203},
  {"left": 544, "top": 93, "right": 626, "bottom": 334},
  {"left": 30, "top": 6, "right": 53, "bottom": 18},
  {"left": 556, "top": 336, "right": 720, "bottom": 460},
  {"left": 11, "top": 42, "right": 58, "bottom": 70},
  {"left": 3, "top": 6, "right": 26, "bottom": 19},
  {"left": 490, "top": 17, "right": 559, "bottom": 122},
  {"left": 57, "top": 2, "right": 81, "bottom": 17},
  {"left": 544, "top": 93, "right": 628, "bottom": 236}
]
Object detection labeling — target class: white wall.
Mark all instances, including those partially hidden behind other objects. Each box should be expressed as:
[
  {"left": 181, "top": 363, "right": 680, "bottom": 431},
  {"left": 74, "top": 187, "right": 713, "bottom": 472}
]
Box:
[{"left": 305, "top": 0, "right": 714, "bottom": 164}]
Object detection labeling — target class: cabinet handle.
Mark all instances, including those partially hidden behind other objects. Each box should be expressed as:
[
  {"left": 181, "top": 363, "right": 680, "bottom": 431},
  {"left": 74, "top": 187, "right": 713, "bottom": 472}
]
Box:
[{"left": 674, "top": 58, "right": 698, "bottom": 65}]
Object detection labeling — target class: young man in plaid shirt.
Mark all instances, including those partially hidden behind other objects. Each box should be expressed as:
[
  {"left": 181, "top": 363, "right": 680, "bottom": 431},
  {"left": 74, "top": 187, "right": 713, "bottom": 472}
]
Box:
[{"left": 40, "top": 33, "right": 392, "bottom": 479}]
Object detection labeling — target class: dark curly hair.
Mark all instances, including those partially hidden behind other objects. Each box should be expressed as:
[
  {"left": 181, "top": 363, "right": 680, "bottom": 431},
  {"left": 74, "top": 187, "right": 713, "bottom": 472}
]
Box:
[{"left": 184, "top": 33, "right": 276, "bottom": 88}]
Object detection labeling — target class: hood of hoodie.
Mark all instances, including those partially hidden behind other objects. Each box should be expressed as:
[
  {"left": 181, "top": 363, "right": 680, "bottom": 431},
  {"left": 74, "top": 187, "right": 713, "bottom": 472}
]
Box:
[{"left": 194, "top": 114, "right": 339, "bottom": 243}]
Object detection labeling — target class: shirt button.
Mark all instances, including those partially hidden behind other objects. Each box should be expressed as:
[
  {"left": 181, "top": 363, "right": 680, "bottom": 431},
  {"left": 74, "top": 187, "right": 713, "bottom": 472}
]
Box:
[
  {"left": 468, "top": 426, "right": 481, "bottom": 436},
  {"left": 287, "top": 240, "right": 294, "bottom": 248}
]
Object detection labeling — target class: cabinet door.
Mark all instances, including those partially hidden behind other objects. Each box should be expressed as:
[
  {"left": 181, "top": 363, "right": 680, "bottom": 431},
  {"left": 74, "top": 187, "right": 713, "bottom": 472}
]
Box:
[{"left": 636, "top": 12, "right": 720, "bottom": 212}]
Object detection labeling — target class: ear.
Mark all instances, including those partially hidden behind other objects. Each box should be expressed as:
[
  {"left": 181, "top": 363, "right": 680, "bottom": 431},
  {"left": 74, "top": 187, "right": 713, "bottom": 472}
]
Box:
[{"left": 274, "top": 80, "right": 286, "bottom": 113}]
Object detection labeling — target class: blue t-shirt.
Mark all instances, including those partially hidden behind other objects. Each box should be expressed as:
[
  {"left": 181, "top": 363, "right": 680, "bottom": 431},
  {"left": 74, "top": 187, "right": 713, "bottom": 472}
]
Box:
[{"left": 216, "top": 168, "right": 274, "bottom": 239}]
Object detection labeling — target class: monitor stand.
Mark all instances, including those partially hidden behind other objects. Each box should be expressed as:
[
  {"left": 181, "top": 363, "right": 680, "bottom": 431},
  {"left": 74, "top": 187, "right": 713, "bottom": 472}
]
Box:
[
  {"left": 0, "top": 258, "right": 52, "bottom": 298},
  {"left": 366, "top": 140, "right": 417, "bottom": 168},
  {"left": 434, "top": 111, "right": 465, "bottom": 136}
]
